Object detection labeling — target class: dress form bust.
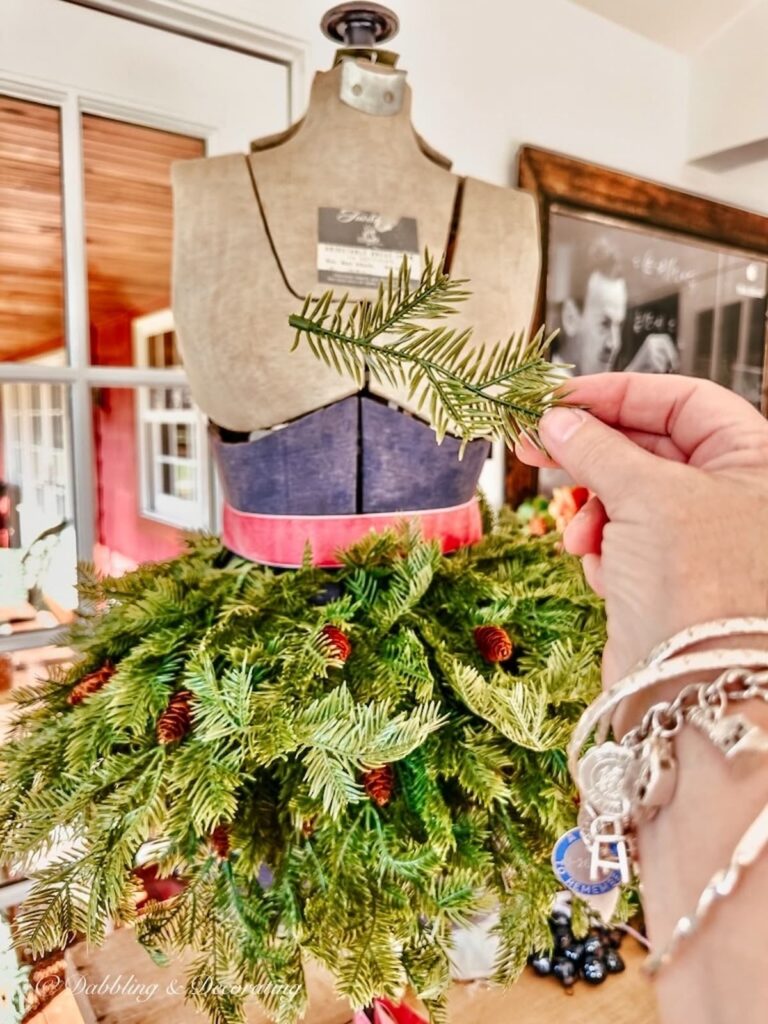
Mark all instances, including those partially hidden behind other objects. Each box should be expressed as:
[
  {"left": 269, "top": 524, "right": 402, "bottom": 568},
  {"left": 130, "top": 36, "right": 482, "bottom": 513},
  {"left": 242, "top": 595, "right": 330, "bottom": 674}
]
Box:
[
  {"left": 171, "top": 30, "right": 542, "bottom": 564},
  {"left": 171, "top": 57, "right": 541, "bottom": 433}
]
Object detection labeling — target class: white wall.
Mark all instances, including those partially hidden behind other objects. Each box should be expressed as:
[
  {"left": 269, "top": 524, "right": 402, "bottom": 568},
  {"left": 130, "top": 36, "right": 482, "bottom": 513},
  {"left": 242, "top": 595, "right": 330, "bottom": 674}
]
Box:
[
  {"left": 192, "top": 0, "right": 767, "bottom": 214},
  {"left": 685, "top": 1, "right": 768, "bottom": 216},
  {"left": 690, "top": 0, "right": 768, "bottom": 160}
]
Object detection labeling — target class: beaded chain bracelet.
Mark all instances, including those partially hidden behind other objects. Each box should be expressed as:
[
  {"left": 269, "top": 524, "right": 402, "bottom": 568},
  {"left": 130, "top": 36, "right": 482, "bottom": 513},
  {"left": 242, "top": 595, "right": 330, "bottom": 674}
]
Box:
[{"left": 556, "top": 618, "right": 768, "bottom": 974}]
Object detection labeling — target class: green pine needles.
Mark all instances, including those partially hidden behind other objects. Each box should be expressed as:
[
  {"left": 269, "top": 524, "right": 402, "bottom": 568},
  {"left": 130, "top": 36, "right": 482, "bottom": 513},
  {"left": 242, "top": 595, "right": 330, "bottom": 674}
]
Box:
[
  {"left": 289, "top": 255, "right": 566, "bottom": 450},
  {"left": 0, "top": 518, "right": 611, "bottom": 1024}
]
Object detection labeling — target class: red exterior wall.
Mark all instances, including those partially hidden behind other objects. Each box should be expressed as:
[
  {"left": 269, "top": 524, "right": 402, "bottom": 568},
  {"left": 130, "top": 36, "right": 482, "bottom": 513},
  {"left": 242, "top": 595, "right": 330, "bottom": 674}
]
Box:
[{"left": 90, "top": 313, "right": 183, "bottom": 574}]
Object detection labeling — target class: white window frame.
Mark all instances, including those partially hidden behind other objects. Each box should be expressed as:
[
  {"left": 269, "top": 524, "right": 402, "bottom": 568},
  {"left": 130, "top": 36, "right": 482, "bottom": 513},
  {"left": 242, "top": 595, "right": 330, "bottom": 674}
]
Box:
[
  {"left": 0, "top": 0, "right": 307, "bottom": 652},
  {"left": 132, "top": 308, "right": 210, "bottom": 529},
  {"left": 2, "top": 380, "right": 73, "bottom": 547}
]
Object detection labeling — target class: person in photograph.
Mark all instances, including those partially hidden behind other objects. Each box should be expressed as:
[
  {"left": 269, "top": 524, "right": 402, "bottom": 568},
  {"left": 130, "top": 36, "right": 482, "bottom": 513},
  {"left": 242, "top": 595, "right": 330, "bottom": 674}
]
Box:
[{"left": 554, "top": 238, "right": 679, "bottom": 376}]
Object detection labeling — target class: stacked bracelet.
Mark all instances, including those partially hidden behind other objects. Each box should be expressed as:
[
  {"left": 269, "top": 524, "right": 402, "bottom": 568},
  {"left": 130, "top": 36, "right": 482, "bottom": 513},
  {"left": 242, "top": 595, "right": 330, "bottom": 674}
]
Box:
[{"left": 555, "top": 618, "right": 768, "bottom": 974}]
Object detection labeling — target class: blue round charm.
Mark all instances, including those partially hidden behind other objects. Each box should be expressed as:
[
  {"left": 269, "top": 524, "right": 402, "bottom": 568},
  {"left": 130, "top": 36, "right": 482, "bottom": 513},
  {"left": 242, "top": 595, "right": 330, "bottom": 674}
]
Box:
[{"left": 551, "top": 828, "right": 622, "bottom": 897}]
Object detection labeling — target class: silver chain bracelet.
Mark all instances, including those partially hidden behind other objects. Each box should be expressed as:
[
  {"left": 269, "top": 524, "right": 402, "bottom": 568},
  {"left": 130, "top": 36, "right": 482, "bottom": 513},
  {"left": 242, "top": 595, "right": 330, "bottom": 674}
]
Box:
[
  {"left": 564, "top": 621, "right": 768, "bottom": 975},
  {"left": 576, "top": 668, "right": 768, "bottom": 875}
]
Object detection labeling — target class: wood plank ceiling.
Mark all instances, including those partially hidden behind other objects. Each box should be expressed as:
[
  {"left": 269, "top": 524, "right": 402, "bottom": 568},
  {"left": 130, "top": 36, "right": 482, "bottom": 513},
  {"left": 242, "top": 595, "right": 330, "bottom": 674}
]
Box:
[
  {"left": 0, "top": 96, "right": 64, "bottom": 362},
  {"left": 0, "top": 96, "right": 203, "bottom": 363}
]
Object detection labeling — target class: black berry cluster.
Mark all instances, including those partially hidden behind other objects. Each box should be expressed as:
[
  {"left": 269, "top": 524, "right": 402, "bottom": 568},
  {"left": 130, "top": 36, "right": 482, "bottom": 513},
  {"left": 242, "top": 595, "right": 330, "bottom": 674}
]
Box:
[{"left": 527, "top": 912, "right": 626, "bottom": 991}]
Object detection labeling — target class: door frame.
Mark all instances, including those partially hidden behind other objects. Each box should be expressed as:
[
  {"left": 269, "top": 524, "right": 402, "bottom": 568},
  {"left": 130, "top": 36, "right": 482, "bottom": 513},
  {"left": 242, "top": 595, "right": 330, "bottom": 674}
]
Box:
[{"left": 63, "top": 0, "right": 310, "bottom": 122}]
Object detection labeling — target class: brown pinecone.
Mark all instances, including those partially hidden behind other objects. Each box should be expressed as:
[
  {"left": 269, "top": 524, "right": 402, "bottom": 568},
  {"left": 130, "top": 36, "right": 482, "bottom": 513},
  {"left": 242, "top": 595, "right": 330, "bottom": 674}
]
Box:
[
  {"left": 156, "top": 690, "right": 194, "bottom": 744},
  {"left": 210, "top": 823, "right": 230, "bottom": 860},
  {"left": 473, "top": 625, "right": 514, "bottom": 663},
  {"left": 67, "top": 662, "right": 115, "bottom": 705},
  {"left": 321, "top": 624, "right": 352, "bottom": 662},
  {"left": 363, "top": 764, "right": 395, "bottom": 807}
]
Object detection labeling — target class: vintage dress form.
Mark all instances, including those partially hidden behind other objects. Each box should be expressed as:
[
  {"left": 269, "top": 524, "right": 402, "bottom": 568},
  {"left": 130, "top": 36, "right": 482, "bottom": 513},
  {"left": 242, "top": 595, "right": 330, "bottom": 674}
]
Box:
[{"left": 171, "top": 57, "right": 541, "bottom": 565}]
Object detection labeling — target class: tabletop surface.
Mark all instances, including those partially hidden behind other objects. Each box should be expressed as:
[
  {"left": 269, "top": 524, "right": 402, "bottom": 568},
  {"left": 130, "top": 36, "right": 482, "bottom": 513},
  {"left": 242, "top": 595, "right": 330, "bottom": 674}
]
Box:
[{"left": 48, "top": 925, "right": 660, "bottom": 1024}]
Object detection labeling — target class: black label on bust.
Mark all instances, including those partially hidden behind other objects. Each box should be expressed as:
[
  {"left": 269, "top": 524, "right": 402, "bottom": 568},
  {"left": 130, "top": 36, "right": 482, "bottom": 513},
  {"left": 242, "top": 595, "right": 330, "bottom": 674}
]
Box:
[{"left": 318, "top": 208, "right": 419, "bottom": 288}]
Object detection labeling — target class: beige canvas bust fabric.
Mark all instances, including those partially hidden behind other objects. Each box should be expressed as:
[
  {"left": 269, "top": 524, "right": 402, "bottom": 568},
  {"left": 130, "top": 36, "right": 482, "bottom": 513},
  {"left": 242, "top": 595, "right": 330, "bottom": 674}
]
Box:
[{"left": 172, "top": 61, "right": 541, "bottom": 432}]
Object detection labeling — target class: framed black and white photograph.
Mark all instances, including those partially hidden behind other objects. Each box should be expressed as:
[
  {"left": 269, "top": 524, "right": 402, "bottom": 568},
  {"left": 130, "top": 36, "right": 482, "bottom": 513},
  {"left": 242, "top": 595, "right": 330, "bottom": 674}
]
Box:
[
  {"left": 546, "top": 208, "right": 767, "bottom": 406},
  {"left": 511, "top": 146, "right": 768, "bottom": 502}
]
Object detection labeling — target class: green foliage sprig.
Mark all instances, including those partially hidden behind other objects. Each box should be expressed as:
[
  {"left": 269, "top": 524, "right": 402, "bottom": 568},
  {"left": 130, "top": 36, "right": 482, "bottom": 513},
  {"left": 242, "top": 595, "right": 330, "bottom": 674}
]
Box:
[
  {"left": 0, "top": 517, "right": 612, "bottom": 1024},
  {"left": 289, "top": 255, "right": 566, "bottom": 449}
]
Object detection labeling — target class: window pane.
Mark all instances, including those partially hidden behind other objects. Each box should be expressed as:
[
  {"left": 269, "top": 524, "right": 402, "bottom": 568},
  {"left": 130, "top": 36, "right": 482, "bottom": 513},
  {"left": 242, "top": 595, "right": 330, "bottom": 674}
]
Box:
[
  {"left": 31, "top": 411, "right": 42, "bottom": 445},
  {"left": 0, "top": 383, "right": 78, "bottom": 625},
  {"left": 176, "top": 422, "right": 189, "bottom": 457},
  {"left": 92, "top": 387, "right": 210, "bottom": 576},
  {"left": 83, "top": 116, "right": 204, "bottom": 365},
  {"left": 0, "top": 96, "right": 66, "bottom": 365},
  {"left": 163, "top": 331, "right": 178, "bottom": 367},
  {"left": 713, "top": 256, "right": 768, "bottom": 405},
  {"left": 148, "top": 334, "right": 160, "bottom": 368},
  {"left": 174, "top": 463, "right": 196, "bottom": 501}
]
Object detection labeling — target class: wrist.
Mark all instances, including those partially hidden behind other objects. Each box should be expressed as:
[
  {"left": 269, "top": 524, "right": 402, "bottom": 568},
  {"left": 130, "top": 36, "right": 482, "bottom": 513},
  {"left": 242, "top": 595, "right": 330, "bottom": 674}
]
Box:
[{"left": 612, "top": 633, "right": 768, "bottom": 738}]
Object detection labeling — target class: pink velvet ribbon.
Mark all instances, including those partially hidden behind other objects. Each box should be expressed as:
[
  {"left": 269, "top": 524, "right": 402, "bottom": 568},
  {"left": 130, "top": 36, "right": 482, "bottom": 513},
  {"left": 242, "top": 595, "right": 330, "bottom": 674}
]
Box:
[{"left": 222, "top": 496, "right": 483, "bottom": 568}]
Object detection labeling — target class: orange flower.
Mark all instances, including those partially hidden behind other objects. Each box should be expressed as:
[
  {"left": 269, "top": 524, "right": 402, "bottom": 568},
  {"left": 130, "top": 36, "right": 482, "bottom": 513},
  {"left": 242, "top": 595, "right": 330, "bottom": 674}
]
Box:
[
  {"left": 548, "top": 485, "right": 590, "bottom": 532},
  {"left": 527, "top": 514, "right": 552, "bottom": 537}
]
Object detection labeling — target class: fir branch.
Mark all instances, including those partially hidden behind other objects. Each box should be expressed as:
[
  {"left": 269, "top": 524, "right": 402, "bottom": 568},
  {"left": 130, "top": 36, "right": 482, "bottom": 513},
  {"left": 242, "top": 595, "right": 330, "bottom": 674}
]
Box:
[
  {"left": 295, "top": 685, "right": 446, "bottom": 818},
  {"left": 493, "top": 866, "right": 560, "bottom": 984},
  {"left": 14, "top": 853, "right": 91, "bottom": 954},
  {"left": 137, "top": 856, "right": 219, "bottom": 954},
  {"left": 398, "top": 749, "right": 456, "bottom": 856},
  {"left": 430, "top": 869, "right": 486, "bottom": 928},
  {"left": 437, "top": 653, "right": 569, "bottom": 752},
  {"left": 289, "top": 253, "right": 567, "bottom": 448},
  {"left": 366, "top": 541, "right": 440, "bottom": 633}
]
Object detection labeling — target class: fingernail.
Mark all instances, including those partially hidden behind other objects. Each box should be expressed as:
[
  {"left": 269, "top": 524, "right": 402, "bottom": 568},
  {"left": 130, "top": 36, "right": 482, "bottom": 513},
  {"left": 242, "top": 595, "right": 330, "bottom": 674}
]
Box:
[{"left": 540, "top": 407, "right": 586, "bottom": 445}]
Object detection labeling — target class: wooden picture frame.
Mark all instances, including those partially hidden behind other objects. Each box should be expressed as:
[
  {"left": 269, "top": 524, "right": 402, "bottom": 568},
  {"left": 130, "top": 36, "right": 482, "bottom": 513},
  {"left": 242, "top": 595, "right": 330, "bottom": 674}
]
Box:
[{"left": 506, "top": 146, "right": 768, "bottom": 504}]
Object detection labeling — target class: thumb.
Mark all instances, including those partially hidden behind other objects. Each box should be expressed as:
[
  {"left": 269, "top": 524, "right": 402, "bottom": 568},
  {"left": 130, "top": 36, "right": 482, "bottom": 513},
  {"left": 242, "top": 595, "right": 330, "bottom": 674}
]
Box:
[{"left": 539, "top": 407, "right": 659, "bottom": 511}]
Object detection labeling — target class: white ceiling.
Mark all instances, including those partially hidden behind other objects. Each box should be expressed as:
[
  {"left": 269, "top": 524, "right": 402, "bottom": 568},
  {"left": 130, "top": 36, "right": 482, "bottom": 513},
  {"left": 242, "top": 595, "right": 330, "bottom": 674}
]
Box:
[{"left": 570, "top": 0, "right": 758, "bottom": 53}]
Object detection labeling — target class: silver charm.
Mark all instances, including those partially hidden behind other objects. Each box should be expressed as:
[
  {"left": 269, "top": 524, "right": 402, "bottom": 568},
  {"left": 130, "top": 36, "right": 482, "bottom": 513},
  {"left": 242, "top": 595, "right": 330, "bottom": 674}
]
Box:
[
  {"left": 552, "top": 827, "right": 623, "bottom": 897},
  {"left": 634, "top": 736, "right": 678, "bottom": 820},
  {"left": 577, "top": 742, "right": 636, "bottom": 818},
  {"left": 688, "top": 709, "right": 768, "bottom": 761},
  {"left": 588, "top": 815, "right": 632, "bottom": 884},
  {"left": 587, "top": 886, "right": 621, "bottom": 925},
  {"left": 576, "top": 801, "right": 598, "bottom": 849}
]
